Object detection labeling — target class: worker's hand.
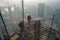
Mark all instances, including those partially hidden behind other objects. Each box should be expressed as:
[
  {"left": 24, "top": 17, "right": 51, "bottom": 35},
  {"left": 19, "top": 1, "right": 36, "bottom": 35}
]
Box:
[{"left": 19, "top": 20, "right": 24, "bottom": 27}]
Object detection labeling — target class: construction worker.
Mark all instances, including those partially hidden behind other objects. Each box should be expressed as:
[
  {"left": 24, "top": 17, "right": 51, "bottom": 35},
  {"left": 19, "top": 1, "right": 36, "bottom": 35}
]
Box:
[
  {"left": 19, "top": 20, "right": 25, "bottom": 40},
  {"left": 27, "top": 14, "right": 32, "bottom": 24},
  {"left": 19, "top": 20, "right": 24, "bottom": 29}
]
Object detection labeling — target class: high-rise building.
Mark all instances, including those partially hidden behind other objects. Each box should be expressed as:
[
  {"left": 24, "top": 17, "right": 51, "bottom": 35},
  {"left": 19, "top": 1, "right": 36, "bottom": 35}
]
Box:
[
  {"left": 38, "top": 3, "right": 45, "bottom": 19},
  {"left": 54, "top": 9, "right": 60, "bottom": 32},
  {"left": 54, "top": 9, "right": 60, "bottom": 24},
  {"left": 44, "top": 6, "right": 51, "bottom": 21}
]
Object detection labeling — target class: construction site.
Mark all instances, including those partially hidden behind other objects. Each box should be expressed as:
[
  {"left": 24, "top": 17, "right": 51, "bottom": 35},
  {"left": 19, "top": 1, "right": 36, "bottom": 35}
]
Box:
[{"left": 0, "top": 0, "right": 60, "bottom": 40}]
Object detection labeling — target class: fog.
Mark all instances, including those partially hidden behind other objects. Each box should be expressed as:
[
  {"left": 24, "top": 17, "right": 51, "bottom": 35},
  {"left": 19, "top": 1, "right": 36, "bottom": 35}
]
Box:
[{"left": 0, "top": 0, "right": 60, "bottom": 35}]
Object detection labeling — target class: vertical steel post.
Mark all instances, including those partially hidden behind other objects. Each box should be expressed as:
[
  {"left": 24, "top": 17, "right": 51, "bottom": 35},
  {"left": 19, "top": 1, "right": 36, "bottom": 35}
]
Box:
[
  {"left": 0, "top": 10, "right": 10, "bottom": 40},
  {"left": 22, "top": 0, "right": 24, "bottom": 19},
  {"left": 51, "top": 14, "right": 55, "bottom": 28},
  {"left": 47, "top": 14, "right": 55, "bottom": 40},
  {"left": 21, "top": 0, "right": 25, "bottom": 40}
]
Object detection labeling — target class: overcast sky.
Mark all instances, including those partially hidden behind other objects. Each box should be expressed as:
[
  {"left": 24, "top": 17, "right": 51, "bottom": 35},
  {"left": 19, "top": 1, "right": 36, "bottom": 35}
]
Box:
[{"left": 0, "top": 0, "right": 60, "bottom": 6}]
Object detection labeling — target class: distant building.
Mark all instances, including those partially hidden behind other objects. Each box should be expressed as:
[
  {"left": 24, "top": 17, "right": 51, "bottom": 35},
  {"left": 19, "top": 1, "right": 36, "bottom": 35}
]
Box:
[
  {"left": 44, "top": 6, "right": 51, "bottom": 21},
  {"left": 54, "top": 9, "right": 60, "bottom": 24},
  {"left": 54, "top": 9, "right": 60, "bottom": 32},
  {"left": 38, "top": 3, "right": 45, "bottom": 20},
  {"left": 0, "top": 5, "right": 21, "bottom": 34}
]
